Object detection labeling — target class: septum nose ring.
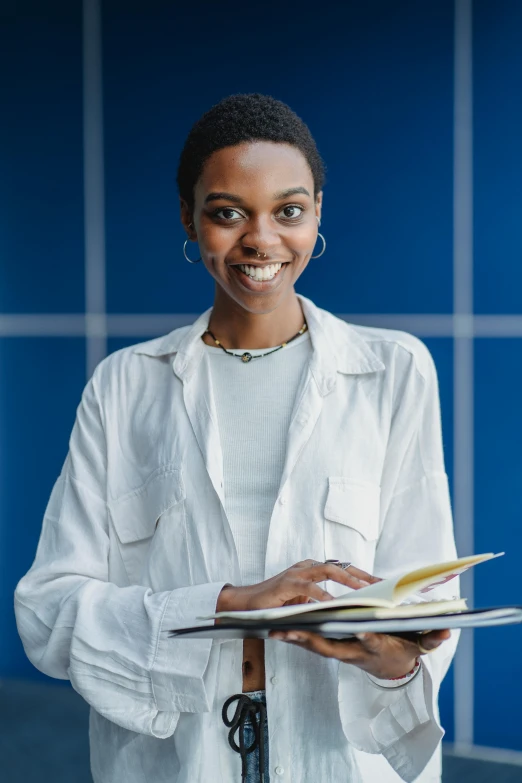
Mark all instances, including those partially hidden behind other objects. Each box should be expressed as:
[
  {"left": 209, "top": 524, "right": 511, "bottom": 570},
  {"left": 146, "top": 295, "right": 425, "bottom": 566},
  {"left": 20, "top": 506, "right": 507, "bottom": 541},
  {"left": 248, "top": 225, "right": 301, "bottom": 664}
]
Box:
[{"left": 256, "top": 248, "right": 267, "bottom": 259}]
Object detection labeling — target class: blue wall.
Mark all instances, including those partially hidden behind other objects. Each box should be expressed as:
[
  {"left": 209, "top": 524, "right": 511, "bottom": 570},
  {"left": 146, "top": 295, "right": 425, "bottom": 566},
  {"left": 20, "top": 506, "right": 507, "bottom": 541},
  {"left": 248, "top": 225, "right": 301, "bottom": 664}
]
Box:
[{"left": 2, "top": 0, "right": 521, "bottom": 753}]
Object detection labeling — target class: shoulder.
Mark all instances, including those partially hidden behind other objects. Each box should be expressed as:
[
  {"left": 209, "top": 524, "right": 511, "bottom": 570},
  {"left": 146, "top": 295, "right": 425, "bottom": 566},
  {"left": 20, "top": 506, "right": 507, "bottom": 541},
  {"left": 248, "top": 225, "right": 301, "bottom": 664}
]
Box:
[
  {"left": 346, "top": 321, "right": 437, "bottom": 386},
  {"left": 331, "top": 319, "right": 442, "bottom": 423},
  {"left": 90, "top": 325, "right": 193, "bottom": 392},
  {"left": 305, "top": 297, "right": 437, "bottom": 385},
  {"left": 356, "top": 325, "right": 436, "bottom": 382}
]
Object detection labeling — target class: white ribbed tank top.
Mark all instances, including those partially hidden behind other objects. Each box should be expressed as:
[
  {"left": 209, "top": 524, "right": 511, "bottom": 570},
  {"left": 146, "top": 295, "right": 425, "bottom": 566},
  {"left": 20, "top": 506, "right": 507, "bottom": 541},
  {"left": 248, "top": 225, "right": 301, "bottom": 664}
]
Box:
[{"left": 205, "top": 329, "right": 312, "bottom": 585}]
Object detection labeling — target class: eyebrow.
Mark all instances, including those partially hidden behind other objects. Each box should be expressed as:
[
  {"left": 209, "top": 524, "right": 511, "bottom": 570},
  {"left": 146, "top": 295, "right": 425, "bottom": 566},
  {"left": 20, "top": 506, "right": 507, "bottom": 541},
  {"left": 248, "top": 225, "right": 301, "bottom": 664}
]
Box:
[
  {"left": 273, "top": 187, "right": 311, "bottom": 200},
  {"left": 204, "top": 186, "right": 311, "bottom": 205}
]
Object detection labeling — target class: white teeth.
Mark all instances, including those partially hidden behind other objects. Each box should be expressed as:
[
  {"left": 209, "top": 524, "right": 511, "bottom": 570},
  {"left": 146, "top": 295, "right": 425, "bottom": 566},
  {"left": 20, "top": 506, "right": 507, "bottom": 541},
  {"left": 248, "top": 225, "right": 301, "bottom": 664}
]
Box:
[{"left": 237, "top": 263, "right": 283, "bottom": 281}]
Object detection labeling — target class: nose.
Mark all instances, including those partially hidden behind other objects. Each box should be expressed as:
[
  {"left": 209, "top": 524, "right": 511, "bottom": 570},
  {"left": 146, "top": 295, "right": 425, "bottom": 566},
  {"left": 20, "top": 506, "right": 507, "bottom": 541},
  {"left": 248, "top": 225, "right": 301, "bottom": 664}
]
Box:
[{"left": 241, "top": 215, "right": 281, "bottom": 256}]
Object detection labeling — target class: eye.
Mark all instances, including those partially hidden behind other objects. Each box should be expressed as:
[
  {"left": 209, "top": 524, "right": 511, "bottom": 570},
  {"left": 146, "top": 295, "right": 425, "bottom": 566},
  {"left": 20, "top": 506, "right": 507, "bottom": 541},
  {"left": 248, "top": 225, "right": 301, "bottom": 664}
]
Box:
[
  {"left": 213, "top": 207, "right": 243, "bottom": 221},
  {"left": 277, "top": 204, "right": 304, "bottom": 220}
]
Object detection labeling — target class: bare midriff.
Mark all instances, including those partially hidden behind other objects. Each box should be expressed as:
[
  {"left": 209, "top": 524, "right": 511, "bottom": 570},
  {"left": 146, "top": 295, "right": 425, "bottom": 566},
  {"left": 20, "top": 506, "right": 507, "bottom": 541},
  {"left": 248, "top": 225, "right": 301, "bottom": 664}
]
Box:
[{"left": 242, "top": 638, "right": 266, "bottom": 691}]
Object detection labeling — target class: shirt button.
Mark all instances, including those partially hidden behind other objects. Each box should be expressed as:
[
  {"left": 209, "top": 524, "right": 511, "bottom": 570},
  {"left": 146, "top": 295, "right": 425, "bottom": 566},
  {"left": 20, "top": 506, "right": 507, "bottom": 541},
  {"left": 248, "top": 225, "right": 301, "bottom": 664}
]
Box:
[
  {"left": 275, "top": 767, "right": 285, "bottom": 776},
  {"left": 270, "top": 676, "right": 277, "bottom": 685},
  {"left": 279, "top": 495, "right": 286, "bottom": 505}
]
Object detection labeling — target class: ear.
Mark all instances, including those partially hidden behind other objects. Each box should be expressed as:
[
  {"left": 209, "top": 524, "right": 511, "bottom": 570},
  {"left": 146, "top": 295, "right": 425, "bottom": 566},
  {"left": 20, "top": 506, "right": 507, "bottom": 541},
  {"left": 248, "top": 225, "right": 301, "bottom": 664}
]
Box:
[
  {"left": 180, "top": 198, "right": 197, "bottom": 240},
  {"left": 315, "top": 191, "right": 323, "bottom": 225}
]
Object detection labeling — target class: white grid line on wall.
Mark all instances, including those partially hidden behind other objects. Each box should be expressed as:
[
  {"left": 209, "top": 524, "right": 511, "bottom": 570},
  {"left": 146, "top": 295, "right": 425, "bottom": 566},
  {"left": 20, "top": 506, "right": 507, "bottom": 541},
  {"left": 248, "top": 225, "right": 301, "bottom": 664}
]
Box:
[
  {"left": 83, "top": 0, "right": 107, "bottom": 378},
  {"left": 453, "top": 0, "right": 475, "bottom": 750},
  {"left": 2, "top": 313, "right": 522, "bottom": 338}
]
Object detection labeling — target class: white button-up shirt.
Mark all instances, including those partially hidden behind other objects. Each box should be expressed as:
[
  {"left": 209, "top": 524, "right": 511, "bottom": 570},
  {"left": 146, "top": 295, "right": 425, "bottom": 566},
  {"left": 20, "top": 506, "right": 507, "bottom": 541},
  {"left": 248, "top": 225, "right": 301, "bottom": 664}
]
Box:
[{"left": 14, "top": 294, "right": 459, "bottom": 783}]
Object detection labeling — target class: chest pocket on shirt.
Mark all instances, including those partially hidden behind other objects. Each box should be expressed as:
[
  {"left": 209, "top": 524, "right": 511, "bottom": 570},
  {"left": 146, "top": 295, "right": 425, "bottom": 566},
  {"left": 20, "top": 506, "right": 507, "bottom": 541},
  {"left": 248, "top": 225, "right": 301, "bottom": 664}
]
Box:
[
  {"left": 324, "top": 477, "right": 380, "bottom": 594},
  {"left": 108, "top": 465, "right": 186, "bottom": 587}
]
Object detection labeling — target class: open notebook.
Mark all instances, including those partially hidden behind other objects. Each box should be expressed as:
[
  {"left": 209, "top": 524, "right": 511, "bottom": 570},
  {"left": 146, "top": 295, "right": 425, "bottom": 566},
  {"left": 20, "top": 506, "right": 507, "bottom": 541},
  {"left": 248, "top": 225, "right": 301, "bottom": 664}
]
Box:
[
  {"left": 167, "top": 552, "right": 522, "bottom": 639},
  {"left": 202, "top": 552, "right": 502, "bottom": 622}
]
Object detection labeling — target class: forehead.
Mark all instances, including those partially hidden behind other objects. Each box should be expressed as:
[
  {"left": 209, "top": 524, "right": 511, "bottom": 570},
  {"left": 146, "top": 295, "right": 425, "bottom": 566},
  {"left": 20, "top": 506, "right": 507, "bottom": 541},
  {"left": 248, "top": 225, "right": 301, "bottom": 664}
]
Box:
[{"left": 195, "top": 141, "right": 314, "bottom": 197}]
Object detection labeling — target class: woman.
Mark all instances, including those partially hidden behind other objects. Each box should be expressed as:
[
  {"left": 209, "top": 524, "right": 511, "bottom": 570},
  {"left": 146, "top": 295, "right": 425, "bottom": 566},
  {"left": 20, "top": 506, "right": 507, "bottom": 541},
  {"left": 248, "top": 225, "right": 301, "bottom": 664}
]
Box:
[{"left": 15, "top": 94, "right": 458, "bottom": 783}]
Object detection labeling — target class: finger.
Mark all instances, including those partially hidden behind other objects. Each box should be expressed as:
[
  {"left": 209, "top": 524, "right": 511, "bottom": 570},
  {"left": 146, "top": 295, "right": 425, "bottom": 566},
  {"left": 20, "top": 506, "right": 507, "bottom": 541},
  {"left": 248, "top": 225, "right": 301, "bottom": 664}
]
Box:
[
  {"left": 344, "top": 565, "right": 382, "bottom": 585},
  {"left": 307, "top": 563, "right": 373, "bottom": 591},
  {"left": 294, "top": 559, "right": 319, "bottom": 568},
  {"left": 294, "top": 561, "right": 378, "bottom": 588},
  {"left": 302, "top": 582, "right": 335, "bottom": 602},
  {"left": 269, "top": 630, "right": 364, "bottom": 660},
  {"left": 355, "top": 629, "right": 451, "bottom": 658},
  {"left": 355, "top": 631, "right": 439, "bottom": 658},
  {"left": 352, "top": 632, "right": 392, "bottom": 655},
  {"left": 282, "top": 595, "right": 315, "bottom": 606}
]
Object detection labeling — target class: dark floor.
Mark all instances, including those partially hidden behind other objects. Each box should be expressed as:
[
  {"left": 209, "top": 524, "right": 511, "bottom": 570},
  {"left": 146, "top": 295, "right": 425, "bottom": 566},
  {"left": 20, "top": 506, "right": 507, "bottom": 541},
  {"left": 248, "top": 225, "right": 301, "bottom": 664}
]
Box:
[{"left": 1, "top": 678, "right": 521, "bottom": 782}]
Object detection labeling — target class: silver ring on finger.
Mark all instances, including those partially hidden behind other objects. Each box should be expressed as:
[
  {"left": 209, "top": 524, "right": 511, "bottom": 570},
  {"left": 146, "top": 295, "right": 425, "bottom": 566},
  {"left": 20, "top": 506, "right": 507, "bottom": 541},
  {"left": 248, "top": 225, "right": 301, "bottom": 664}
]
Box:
[{"left": 324, "top": 559, "right": 352, "bottom": 570}]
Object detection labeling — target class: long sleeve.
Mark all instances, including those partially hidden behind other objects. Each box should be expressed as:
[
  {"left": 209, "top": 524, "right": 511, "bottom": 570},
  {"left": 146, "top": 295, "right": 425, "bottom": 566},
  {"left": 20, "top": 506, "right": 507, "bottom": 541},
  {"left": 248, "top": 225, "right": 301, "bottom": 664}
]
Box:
[
  {"left": 14, "top": 365, "right": 227, "bottom": 738},
  {"left": 337, "top": 336, "right": 459, "bottom": 783}
]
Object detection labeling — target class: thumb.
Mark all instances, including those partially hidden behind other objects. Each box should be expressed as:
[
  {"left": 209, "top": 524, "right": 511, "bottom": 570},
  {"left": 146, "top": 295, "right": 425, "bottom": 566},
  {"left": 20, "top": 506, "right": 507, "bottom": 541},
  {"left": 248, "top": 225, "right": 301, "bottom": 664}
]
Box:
[{"left": 417, "top": 629, "right": 451, "bottom": 653}]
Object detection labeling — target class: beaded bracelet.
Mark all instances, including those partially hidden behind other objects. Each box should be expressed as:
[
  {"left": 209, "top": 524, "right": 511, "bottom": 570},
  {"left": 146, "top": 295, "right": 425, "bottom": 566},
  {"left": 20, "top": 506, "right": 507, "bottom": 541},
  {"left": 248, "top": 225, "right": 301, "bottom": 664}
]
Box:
[
  {"left": 387, "top": 658, "right": 421, "bottom": 681},
  {"left": 366, "top": 658, "right": 422, "bottom": 691}
]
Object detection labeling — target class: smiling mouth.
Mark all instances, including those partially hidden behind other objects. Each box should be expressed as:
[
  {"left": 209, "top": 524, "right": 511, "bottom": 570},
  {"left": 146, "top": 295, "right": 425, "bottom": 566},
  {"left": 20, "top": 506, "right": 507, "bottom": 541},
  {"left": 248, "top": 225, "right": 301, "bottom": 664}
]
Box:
[{"left": 232, "top": 262, "right": 288, "bottom": 282}]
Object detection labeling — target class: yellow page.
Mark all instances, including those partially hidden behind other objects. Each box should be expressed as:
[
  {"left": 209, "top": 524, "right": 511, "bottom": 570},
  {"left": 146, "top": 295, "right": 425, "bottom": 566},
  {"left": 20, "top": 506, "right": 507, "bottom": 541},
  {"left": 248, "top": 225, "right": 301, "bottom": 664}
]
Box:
[
  {"left": 329, "top": 552, "right": 503, "bottom": 607},
  {"left": 393, "top": 552, "right": 503, "bottom": 602}
]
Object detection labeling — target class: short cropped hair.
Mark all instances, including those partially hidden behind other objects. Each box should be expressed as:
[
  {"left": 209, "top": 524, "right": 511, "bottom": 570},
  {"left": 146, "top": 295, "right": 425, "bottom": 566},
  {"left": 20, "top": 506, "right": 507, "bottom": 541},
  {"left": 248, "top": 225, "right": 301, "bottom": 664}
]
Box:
[{"left": 177, "top": 93, "right": 326, "bottom": 214}]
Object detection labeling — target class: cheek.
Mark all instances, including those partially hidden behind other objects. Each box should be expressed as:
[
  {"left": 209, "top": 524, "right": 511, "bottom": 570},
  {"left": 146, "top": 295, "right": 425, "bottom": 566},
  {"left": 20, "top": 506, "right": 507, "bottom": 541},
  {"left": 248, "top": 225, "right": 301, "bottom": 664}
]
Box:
[
  {"left": 286, "top": 224, "right": 317, "bottom": 254},
  {"left": 198, "top": 230, "right": 229, "bottom": 256},
  {"left": 195, "top": 218, "right": 234, "bottom": 253}
]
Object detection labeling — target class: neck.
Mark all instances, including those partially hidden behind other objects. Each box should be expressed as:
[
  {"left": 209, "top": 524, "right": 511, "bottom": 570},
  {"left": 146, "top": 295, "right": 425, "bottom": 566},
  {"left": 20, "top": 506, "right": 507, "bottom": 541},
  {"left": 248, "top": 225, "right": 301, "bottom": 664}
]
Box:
[{"left": 204, "top": 290, "right": 306, "bottom": 350}]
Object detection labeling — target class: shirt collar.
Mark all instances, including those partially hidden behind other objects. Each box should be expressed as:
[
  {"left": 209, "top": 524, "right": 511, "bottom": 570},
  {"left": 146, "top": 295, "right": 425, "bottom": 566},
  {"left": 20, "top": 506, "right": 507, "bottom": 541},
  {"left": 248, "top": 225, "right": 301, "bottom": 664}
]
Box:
[{"left": 132, "top": 294, "right": 385, "bottom": 388}]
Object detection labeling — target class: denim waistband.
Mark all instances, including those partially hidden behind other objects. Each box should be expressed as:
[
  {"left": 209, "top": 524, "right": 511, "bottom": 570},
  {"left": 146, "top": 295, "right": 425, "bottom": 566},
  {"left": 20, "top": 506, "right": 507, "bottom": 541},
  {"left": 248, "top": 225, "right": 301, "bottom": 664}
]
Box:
[{"left": 243, "top": 689, "right": 266, "bottom": 701}]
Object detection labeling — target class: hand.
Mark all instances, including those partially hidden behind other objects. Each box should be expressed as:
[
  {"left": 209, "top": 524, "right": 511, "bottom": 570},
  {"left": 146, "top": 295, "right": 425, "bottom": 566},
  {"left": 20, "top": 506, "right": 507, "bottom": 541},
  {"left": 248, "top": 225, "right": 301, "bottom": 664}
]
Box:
[
  {"left": 216, "top": 559, "right": 380, "bottom": 614},
  {"left": 268, "top": 628, "right": 451, "bottom": 679}
]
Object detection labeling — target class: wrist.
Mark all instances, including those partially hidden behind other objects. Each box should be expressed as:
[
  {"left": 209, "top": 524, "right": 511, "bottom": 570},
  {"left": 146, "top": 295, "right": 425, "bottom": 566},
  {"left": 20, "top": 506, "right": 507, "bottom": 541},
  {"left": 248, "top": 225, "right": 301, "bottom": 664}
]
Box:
[
  {"left": 216, "top": 584, "right": 237, "bottom": 614},
  {"left": 366, "top": 658, "right": 421, "bottom": 690},
  {"left": 386, "top": 657, "right": 421, "bottom": 681},
  {"left": 216, "top": 584, "right": 253, "bottom": 613}
]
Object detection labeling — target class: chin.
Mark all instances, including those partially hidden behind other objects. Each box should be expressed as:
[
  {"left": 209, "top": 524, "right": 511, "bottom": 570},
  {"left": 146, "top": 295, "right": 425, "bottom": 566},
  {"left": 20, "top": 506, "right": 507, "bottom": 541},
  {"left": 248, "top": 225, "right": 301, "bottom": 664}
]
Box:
[{"left": 233, "top": 293, "right": 288, "bottom": 315}]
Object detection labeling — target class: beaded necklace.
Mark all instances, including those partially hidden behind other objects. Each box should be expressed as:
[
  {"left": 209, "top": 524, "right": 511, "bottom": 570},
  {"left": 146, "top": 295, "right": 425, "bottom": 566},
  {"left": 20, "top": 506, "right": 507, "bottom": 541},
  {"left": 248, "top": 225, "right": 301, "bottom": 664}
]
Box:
[{"left": 204, "top": 322, "right": 307, "bottom": 363}]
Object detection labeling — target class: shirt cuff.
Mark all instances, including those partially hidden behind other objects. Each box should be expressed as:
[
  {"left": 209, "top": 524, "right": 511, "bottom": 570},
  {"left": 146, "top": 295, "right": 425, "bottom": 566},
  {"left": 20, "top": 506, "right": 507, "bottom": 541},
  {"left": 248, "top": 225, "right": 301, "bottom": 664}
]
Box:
[
  {"left": 338, "top": 660, "right": 443, "bottom": 781},
  {"left": 151, "top": 581, "right": 228, "bottom": 713}
]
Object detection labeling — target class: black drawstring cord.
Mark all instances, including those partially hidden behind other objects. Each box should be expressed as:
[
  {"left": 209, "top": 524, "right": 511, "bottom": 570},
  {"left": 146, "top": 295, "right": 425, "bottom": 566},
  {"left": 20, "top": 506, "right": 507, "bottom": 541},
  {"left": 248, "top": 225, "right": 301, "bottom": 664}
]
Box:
[{"left": 222, "top": 694, "right": 267, "bottom": 783}]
